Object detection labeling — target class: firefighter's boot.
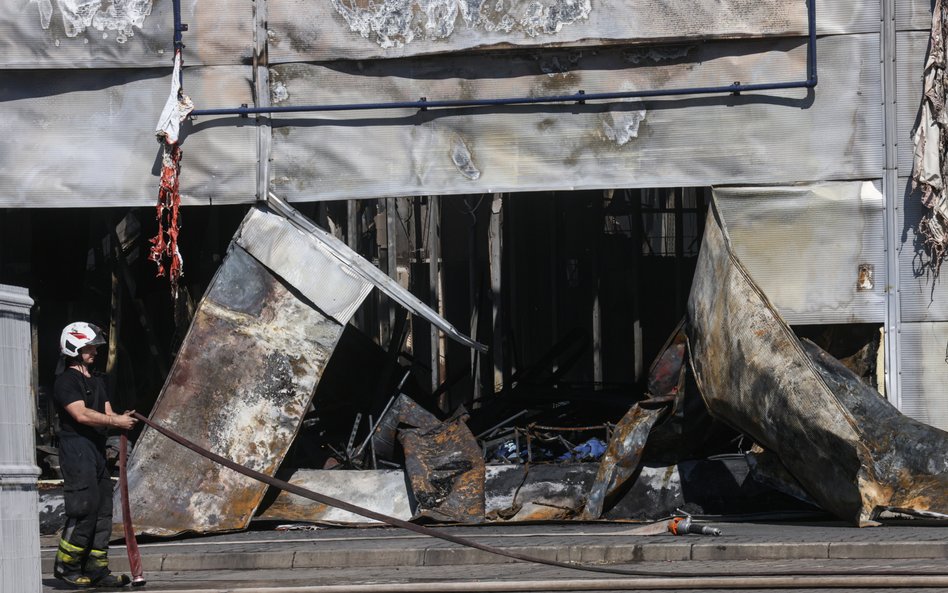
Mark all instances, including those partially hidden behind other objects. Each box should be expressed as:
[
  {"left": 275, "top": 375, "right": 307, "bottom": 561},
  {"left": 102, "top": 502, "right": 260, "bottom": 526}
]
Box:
[
  {"left": 53, "top": 538, "right": 92, "bottom": 588},
  {"left": 85, "top": 549, "right": 131, "bottom": 588}
]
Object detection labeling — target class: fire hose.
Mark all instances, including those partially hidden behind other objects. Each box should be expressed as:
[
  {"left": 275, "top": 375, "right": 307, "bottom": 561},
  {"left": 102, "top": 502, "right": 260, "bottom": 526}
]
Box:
[{"left": 123, "top": 411, "right": 948, "bottom": 584}]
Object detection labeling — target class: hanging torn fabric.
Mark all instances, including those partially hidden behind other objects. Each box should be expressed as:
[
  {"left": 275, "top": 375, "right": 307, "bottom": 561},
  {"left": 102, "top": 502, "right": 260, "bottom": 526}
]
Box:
[
  {"left": 912, "top": 0, "right": 948, "bottom": 274},
  {"left": 149, "top": 50, "right": 194, "bottom": 297}
]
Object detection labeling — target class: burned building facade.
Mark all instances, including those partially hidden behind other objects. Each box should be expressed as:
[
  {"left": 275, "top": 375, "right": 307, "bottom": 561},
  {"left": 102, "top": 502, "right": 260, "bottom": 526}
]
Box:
[{"left": 1, "top": 0, "right": 947, "bottom": 539}]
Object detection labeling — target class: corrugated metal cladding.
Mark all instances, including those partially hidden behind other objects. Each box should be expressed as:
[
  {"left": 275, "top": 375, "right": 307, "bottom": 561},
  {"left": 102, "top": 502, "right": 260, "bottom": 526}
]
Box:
[
  {"left": 898, "top": 322, "right": 948, "bottom": 431},
  {"left": 267, "top": 0, "right": 877, "bottom": 63},
  {"left": 236, "top": 208, "right": 374, "bottom": 323},
  {"left": 0, "top": 0, "right": 253, "bottom": 69},
  {"left": 713, "top": 182, "right": 885, "bottom": 325},
  {"left": 0, "top": 285, "right": 41, "bottom": 593},
  {"left": 896, "top": 31, "right": 930, "bottom": 175},
  {"left": 0, "top": 67, "right": 257, "bottom": 208},
  {"left": 897, "top": 0, "right": 935, "bottom": 31},
  {"left": 270, "top": 35, "right": 881, "bottom": 201},
  {"left": 896, "top": 177, "right": 948, "bottom": 322}
]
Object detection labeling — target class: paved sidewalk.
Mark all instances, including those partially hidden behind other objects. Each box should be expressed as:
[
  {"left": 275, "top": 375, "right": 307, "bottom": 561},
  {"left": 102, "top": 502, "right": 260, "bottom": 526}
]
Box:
[
  {"left": 39, "top": 519, "right": 948, "bottom": 574},
  {"left": 39, "top": 558, "right": 948, "bottom": 592}
]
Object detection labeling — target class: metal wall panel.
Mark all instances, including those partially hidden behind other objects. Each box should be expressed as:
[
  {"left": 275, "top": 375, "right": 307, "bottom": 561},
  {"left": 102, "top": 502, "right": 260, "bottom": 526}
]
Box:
[
  {"left": 0, "top": 66, "right": 257, "bottom": 208},
  {"left": 267, "top": 0, "right": 877, "bottom": 63},
  {"left": 0, "top": 0, "right": 253, "bottom": 69},
  {"left": 270, "top": 34, "right": 881, "bottom": 201},
  {"left": 899, "top": 322, "right": 948, "bottom": 430},
  {"left": 714, "top": 182, "right": 886, "bottom": 325},
  {"left": 897, "top": 31, "right": 929, "bottom": 175},
  {"left": 896, "top": 176, "right": 948, "bottom": 321},
  {"left": 896, "top": 0, "right": 934, "bottom": 32}
]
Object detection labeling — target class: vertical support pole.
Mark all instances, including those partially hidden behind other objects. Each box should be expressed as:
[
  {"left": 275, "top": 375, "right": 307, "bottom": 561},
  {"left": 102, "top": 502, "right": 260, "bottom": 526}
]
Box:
[
  {"left": 107, "top": 236, "right": 124, "bottom": 409},
  {"left": 31, "top": 306, "right": 41, "bottom": 444},
  {"left": 386, "top": 198, "right": 399, "bottom": 338},
  {"left": 631, "top": 190, "right": 644, "bottom": 382},
  {"left": 489, "top": 194, "right": 505, "bottom": 393},
  {"left": 549, "top": 194, "right": 559, "bottom": 372},
  {"left": 467, "top": 197, "right": 481, "bottom": 405},
  {"left": 881, "top": 0, "right": 900, "bottom": 404},
  {"left": 673, "top": 189, "right": 685, "bottom": 320},
  {"left": 347, "top": 200, "right": 363, "bottom": 331},
  {"left": 428, "top": 196, "right": 446, "bottom": 405},
  {"left": 376, "top": 200, "right": 391, "bottom": 346},
  {"left": 253, "top": 0, "right": 271, "bottom": 203},
  {"left": 592, "top": 191, "right": 608, "bottom": 387}
]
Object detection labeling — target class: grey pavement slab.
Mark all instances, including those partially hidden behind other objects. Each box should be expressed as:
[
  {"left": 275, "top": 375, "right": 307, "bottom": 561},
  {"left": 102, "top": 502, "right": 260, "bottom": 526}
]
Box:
[
  {"left": 41, "top": 559, "right": 948, "bottom": 592},
  {"left": 39, "top": 520, "right": 948, "bottom": 574}
]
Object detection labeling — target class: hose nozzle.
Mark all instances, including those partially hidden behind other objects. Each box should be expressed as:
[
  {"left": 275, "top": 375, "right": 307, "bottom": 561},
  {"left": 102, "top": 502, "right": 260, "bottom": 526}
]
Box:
[{"left": 668, "top": 516, "right": 722, "bottom": 536}]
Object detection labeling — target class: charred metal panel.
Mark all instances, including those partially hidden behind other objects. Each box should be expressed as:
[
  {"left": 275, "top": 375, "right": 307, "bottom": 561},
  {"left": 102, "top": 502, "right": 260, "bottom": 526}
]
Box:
[
  {"left": 372, "top": 394, "right": 441, "bottom": 461},
  {"left": 802, "top": 339, "right": 948, "bottom": 511},
  {"left": 0, "top": 0, "right": 253, "bottom": 69},
  {"left": 399, "top": 419, "right": 485, "bottom": 523},
  {"left": 259, "top": 470, "right": 413, "bottom": 524},
  {"left": 688, "top": 202, "right": 948, "bottom": 524},
  {"left": 270, "top": 35, "right": 881, "bottom": 201},
  {"left": 267, "top": 0, "right": 877, "bottom": 62},
  {"left": 236, "top": 208, "right": 374, "bottom": 323},
  {"left": 898, "top": 323, "right": 948, "bottom": 430},
  {"left": 713, "top": 182, "right": 886, "bottom": 324},
  {"left": 120, "top": 244, "right": 347, "bottom": 536},
  {"left": 0, "top": 66, "right": 256, "bottom": 207},
  {"left": 484, "top": 464, "right": 596, "bottom": 522},
  {"left": 583, "top": 406, "right": 665, "bottom": 519}
]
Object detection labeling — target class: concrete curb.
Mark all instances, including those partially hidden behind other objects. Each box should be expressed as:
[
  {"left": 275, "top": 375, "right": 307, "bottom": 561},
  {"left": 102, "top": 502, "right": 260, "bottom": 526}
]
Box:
[{"left": 40, "top": 541, "right": 948, "bottom": 573}]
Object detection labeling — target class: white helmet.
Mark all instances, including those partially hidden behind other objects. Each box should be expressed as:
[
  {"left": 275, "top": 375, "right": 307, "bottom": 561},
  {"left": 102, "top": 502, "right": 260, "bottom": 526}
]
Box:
[{"left": 60, "top": 322, "right": 107, "bottom": 357}]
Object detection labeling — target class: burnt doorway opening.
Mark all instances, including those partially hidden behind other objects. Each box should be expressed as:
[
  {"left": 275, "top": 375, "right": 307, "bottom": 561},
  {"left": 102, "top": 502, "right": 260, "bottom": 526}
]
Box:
[
  {"left": 352, "top": 187, "right": 712, "bottom": 416},
  {"left": 495, "top": 187, "right": 710, "bottom": 405}
]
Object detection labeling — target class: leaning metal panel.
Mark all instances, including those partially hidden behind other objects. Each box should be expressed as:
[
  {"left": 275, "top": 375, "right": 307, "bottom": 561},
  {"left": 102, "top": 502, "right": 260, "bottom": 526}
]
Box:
[
  {"left": 689, "top": 202, "right": 948, "bottom": 525},
  {"left": 236, "top": 208, "right": 374, "bottom": 324},
  {"left": 266, "top": 0, "right": 877, "bottom": 63},
  {"left": 119, "top": 244, "right": 347, "bottom": 536},
  {"left": 714, "top": 182, "right": 886, "bottom": 325},
  {"left": 269, "top": 35, "right": 881, "bottom": 201},
  {"left": 0, "top": 66, "right": 257, "bottom": 207},
  {"left": 0, "top": 0, "right": 253, "bottom": 69}
]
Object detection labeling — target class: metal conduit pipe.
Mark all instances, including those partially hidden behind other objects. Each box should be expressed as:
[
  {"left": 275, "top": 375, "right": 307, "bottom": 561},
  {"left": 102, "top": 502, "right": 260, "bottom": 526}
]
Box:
[
  {"left": 176, "top": 0, "right": 816, "bottom": 118},
  {"left": 134, "top": 575, "right": 948, "bottom": 593}
]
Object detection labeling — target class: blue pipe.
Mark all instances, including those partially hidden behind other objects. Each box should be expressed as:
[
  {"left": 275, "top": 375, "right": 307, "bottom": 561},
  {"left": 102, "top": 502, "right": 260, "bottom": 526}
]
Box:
[
  {"left": 186, "top": 1, "right": 816, "bottom": 118},
  {"left": 172, "top": 0, "right": 185, "bottom": 51}
]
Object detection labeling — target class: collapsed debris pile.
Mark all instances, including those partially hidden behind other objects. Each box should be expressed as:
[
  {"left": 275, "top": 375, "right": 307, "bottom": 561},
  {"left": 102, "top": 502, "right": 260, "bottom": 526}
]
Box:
[{"left": 117, "top": 198, "right": 948, "bottom": 537}]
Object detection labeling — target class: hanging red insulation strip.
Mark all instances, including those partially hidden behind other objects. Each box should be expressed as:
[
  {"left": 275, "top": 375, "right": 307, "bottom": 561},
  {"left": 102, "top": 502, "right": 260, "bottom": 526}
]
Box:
[
  {"left": 148, "top": 143, "right": 184, "bottom": 298},
  {"left": 119, "top": 433, "right": 146, "bottom": 586}
]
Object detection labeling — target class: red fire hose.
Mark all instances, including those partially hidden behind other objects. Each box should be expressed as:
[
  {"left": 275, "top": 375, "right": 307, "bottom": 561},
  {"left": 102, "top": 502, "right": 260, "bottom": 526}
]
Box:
[{"left": 119, "top": 432, "right": 146, "bottom": 586}]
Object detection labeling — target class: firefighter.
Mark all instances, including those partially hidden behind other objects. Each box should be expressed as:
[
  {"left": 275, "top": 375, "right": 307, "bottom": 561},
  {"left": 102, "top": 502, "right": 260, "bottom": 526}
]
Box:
[{"left": 52, "top": 321, "right": 137, "bottom": 588}]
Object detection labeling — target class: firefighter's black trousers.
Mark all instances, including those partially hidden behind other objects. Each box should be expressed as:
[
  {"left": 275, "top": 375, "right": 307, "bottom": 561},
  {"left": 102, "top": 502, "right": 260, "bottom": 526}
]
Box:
[{"left": 59, "top": 435, "right": 113, "bottom": 551}]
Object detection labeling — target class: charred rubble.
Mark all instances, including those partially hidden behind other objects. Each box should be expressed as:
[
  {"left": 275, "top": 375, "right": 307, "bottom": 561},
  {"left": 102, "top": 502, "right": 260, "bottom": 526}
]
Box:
[{"left": 113, "top": 199, "right": 947, "bottom": 537}]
